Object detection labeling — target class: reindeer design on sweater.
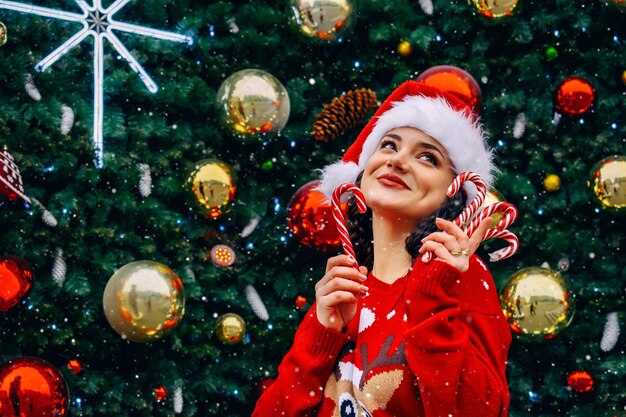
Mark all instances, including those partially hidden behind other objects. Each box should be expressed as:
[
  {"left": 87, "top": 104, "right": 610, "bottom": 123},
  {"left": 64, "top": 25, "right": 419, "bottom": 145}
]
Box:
[{"left": 323, "top": 307, "right": 409, "bottom": 417}]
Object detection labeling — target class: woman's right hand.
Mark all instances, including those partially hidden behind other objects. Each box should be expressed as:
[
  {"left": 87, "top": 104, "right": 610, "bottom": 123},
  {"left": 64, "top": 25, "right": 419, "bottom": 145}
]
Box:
[{"left": 315, "top": 254, "right": 369, "bottom": 332}]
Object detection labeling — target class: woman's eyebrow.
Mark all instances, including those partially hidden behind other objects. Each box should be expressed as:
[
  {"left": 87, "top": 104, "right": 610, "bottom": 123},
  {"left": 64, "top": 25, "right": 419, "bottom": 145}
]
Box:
[{"left": 383, "top": 133, "right": 446, "bottom": 159}]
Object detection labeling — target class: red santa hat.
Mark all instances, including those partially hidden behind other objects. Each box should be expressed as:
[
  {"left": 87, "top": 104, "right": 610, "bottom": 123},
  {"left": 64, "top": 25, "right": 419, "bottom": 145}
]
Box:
[{"left": 316, "top": 80, "right": 495, "bottom": 204}]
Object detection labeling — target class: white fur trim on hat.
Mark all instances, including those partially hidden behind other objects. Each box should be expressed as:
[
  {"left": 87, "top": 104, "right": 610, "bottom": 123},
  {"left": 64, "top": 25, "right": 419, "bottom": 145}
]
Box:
[{"left": 318, "top": 95, "right": 496, "bottom": 203}]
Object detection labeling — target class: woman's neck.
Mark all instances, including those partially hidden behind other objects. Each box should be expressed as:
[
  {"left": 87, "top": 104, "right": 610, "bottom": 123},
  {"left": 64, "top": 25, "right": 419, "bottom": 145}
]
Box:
[{"left": 370, "top": 212, "right": 415, "bottom": 284}]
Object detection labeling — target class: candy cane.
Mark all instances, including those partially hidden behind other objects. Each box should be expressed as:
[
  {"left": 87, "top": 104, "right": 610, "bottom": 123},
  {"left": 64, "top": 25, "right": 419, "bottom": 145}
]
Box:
[
  {"left": 332, "top": 183, "right": 367, "bottom": 264},
  {"left": 484, "top": 229, "right": 519, "bottom": 262},
  {"left": 447, "top": 172, "right": 487, "bottom": 227},
  {"left": 422, "top": 172, "right": 520, "bottom": 263},
  {"left": 466, "top": 201, "right": 518, "bottom": 237},
  {"left": 423, "top": 172, "right": 486, "bottom": 263}
]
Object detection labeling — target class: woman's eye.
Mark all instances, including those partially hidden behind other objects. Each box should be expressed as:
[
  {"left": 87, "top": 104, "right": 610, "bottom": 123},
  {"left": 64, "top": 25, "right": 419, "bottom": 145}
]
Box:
[
  {"left": 380, "top": 139, "right": 397, "bottom": 150},
  {"left": 418, "top": 153, "right": 438, "bottom": 165}
]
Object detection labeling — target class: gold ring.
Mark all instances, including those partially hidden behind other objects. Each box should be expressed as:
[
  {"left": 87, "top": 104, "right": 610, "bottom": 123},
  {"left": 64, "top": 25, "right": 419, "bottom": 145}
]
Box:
[
  {"left": 449, "top": 249, "right": 463, "bottom": 256},
  {"left": 462, "top": 248, "right": 470, "bottom": 256}
]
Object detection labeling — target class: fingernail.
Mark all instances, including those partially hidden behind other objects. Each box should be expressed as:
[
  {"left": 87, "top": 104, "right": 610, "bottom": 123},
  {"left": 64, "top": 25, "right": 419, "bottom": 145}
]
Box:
[
  {"left": 359, "top": 274, "right": 367, "bottom": 281},
  {"left": 359, "top": 286, "right": 369, "bottom": 295}
]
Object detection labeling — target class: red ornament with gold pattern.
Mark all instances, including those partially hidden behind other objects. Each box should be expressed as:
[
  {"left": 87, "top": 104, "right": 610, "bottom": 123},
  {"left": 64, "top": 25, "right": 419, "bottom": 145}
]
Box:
[
  {"left": 554, "top": 77, "right": 596, "bottom": 116},
  {"left": 416, "top": 65, "right": 482, "bottom": 115},
  {"left": 287, "top": 180, "right": 345, "bottom": 252},
  {"left": 210, "top": 244, "right": 236, "bottom": 267},
  {"left": 0, "top": 148, "right": 30, "bottom": 203},
  {"left": 567, "top": 370, "right": 594, "bottom": 393},
  {"left": 0, "top": 256, "right": 34, "bottom": 313},
  {"left": 0, "top": 357, "right": 69, "bottom": 417}
]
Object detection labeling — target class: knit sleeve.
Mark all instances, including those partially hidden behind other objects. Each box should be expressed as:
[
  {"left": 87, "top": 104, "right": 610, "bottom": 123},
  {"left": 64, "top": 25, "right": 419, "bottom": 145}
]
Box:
[
  {"left": 252, "top": 303, "right": 349, "bottom": 417},
  {"left": 402, "top": 256, "right": 512, "bottom": 417}
]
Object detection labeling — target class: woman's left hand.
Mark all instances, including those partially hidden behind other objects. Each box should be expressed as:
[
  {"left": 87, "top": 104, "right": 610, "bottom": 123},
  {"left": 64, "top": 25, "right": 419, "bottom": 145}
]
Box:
[{"left": 418, "top": 217, "right": 492, "bottom": 273}]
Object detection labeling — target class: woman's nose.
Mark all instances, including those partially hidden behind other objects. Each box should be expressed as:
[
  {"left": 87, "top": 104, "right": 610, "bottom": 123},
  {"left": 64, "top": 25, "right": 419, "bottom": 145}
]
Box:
[{"left": 386, "top": 153, "right": 408, "bottom": 171}]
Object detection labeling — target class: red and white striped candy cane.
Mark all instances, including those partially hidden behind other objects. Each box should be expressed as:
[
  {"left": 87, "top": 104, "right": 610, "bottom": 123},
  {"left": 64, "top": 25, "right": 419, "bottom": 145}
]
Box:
[
  {"left": 466, "top": 201, "right": 518, "bottom": 237},
  {"left": 484, "top": 229, "right": 519, "bottom": 262},
  {"left": 332, "top": 183, "right": 367, "bottom": 264},
  {"left": 423, "top": 172, "right": 486, "bottom": 263},
  {"left": 447, "top": 172, "right": 487, "bottom": 227},
  {"left": 422, "top": 172, "right": 520, "bottom": 263}
]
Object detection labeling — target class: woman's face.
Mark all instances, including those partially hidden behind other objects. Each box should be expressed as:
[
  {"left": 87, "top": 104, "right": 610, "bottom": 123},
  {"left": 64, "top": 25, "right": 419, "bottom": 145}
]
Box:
[{"left": 360, "top": 127, "right": 456, "bottom": 223}]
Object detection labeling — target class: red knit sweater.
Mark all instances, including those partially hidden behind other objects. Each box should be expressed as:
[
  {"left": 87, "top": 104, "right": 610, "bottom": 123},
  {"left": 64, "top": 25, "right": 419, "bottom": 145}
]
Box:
[{"left": 252, "top": 255, "right": 512, "bottom": 417}]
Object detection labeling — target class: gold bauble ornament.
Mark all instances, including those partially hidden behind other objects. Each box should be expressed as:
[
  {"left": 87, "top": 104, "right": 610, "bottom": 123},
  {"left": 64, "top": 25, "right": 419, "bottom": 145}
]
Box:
[
  {"left": 471, "top": 0, "right": 519, "bottom": 18},
  {"left": 103, "top": 261, "right": 186, "bottom": 343},
  {"left": 499, "top": 267, "right": 575, "bottom": 340},
  {"left": 289, "top": 0, "right": 355, "bottom": 41},
  {"left": 473, "top": 187, "right": 505, "bottom": 228},
  {"left": 0, "top": 22, "right": 7, "bottom": 47},
  {"left": 216, "top": 69, "right": 290, "bottom": 138},
  {"left": 215, "top": 313, "right": 246, "bottom": 345},
  {"left": 397, "top": 40, "right": 412, "bottom": 56},
  {"left": 543, "top": 174, "right": 561, "bottom": 192},
  {"left": 622, "top": 69, "right": 626, "bottom": 85},
  {"left": 588, "top": 155, "right": 626, "bottom": 212},
  {"left": 185, "top": 159, "right": 236, "bottom": 219}
]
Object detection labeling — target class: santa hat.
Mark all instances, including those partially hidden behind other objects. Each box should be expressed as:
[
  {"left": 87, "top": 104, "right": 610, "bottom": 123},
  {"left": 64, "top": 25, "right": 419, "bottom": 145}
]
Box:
[{"left": 316, "top": 81, "right": 496, "bottom": 204}]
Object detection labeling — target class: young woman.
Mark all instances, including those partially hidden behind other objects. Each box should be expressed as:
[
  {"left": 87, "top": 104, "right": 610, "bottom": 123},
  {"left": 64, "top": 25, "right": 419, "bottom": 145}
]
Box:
[{"left": 253, "top": 81, "right": 512, "bottom": 417}]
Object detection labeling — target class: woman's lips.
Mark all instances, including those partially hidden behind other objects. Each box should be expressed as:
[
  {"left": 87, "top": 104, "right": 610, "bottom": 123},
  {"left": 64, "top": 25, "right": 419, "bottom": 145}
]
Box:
[{"left": 377, "top": 174, "right": 410, "bottom": 189}]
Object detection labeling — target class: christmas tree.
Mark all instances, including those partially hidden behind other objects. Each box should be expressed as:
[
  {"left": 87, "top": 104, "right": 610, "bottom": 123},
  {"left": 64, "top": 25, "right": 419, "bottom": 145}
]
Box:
[{"left": 1, "top": 0, "right": 625, "bottom": 415}]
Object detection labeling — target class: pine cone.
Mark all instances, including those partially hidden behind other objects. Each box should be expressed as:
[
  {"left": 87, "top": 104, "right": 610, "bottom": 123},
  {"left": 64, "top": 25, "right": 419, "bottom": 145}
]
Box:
[{"left": 311, "top": 88, "right": 378, "bottom": 142}]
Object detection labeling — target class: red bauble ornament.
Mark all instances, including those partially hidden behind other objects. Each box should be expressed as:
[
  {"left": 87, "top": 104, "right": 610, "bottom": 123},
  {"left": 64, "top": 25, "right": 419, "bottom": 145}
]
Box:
[
  {"left": 295, "top": 295, "right": 308, "bottom": 309},
  {"left": 0, "top": 256, "right": 34, "bottom": 312},
  {"left": 416, "top": 65, "right": 482, "bottom": 115},
  {"left": 287, "top": 180, "right": 345, "bottom": 252},
  {"left": 554, "top": 77, "right": 596, "bottom": 116},
  {"left": 153, "top": 386, "right": 167, "bottom": 401},
  {"left": 0, "top": 148, "right": 30, "bottom": 203},
  {"left": 567, "top": 370, "right": 594, "bottom": 393},
  {"left": 66, "top": 359, "right": 82, "bottom": 374},
  {"left": 0, "top": 357, "right": 69, "bottom": 417}
]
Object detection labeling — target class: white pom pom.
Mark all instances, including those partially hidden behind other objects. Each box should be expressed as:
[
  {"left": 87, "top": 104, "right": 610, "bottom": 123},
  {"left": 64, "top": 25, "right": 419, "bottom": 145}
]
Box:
[
  {"left": 24, "top": 74, "right": 42, "bottom": 101},
  {"left": 52, "top": 248, "right": 66, "bottom": 287},
  {"left": 173, "top": 386, "right": 183, "bottom": 413},
  {"left": 513, "top": 112, "right": 527, "bottom": 139},
  {"left": 600, "top": 312, "right": 620, "bottom": 352},
  {"left": 552, "top": 112, "right": 561, "bottom": 126},
  {"left": 60, "top": 105, "right": 75, "bottom": 135},
  {"left": 418, "top": 0, "right": 434, "bottom": 15},
  {"left": 241, "top": 217, "right": 260, "bottom": 238},
  {"left": 137, "top": 163, "right": 152, "bottom": 197},
  {"left": 245, "top": 285, "right": 269, "bottom": 321}
]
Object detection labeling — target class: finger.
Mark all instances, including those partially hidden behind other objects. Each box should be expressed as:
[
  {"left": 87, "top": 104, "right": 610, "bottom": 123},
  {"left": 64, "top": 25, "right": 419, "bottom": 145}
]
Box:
[
  {"left": 315, "top": 266, "right": 367, "bottom": 291},
  {"left": 326, "top": 254, "right": 358, "bottom": 273},
  {"left": 316, "top": 277, "right": 368, "bottom": 298},
  {"left": 419, "top": 240, "right": 453, "bottom": 261},
  {"left": 421, "top": 231, "right": 462, "bottom": 248},
  {"left": 358, "top": 265, "right": 368, "bottom": 277},
  {"left": 435, "top": 217, "right": 470, "bottom": 249},
  {"left": 318, "top": 291, "right": 358, "bottom": 308},
  {"left": 468, "top": 217, "right": 492, "bottom": 250}
]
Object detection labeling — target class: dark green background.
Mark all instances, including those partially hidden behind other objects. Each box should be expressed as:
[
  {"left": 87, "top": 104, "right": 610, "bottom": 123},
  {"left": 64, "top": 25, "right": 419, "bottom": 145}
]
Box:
[{"left": 1, "top": 0, "right": 625, "bottom": 415}]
